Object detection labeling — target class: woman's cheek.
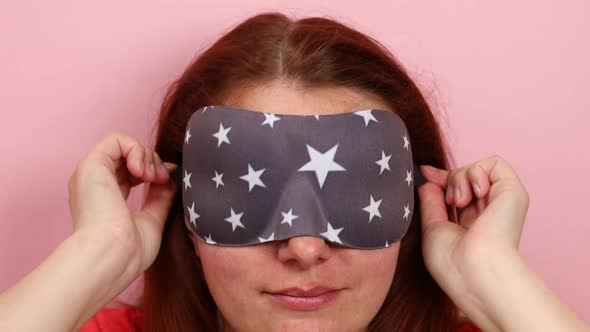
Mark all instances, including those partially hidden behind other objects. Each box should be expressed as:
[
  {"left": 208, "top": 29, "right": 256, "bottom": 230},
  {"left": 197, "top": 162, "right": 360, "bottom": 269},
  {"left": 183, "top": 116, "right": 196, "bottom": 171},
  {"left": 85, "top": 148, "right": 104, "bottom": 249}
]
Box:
[
  {"left": 360, "top": 246, "right": 399, "bottom": 307},
  {"left": 199, "top": 244, "right": 263, "bottom": 296}
]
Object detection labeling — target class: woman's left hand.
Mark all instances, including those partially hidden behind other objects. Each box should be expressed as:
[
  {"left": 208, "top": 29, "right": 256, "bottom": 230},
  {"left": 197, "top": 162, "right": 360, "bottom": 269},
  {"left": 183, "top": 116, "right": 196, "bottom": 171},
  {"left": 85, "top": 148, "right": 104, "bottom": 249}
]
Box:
[{"left": 417, "top": 155, "right": 530, "bottom": 329}]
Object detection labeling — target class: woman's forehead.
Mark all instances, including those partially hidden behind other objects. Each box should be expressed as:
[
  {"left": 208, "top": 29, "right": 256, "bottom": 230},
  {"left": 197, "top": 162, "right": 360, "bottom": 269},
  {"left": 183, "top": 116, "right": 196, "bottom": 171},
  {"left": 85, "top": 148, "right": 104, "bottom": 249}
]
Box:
[{"left": 217, "top": 81, "right": 393, "bottom": 117}]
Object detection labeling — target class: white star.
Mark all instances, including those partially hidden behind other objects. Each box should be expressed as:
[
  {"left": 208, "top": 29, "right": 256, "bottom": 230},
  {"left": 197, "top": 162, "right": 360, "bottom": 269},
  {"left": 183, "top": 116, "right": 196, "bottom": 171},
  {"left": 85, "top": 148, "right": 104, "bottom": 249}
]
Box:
[
  {"left": 187, "top": 201, "right": 200, "bottom": 227},
  {"left": 239, "top": 163, "right": 267, "bottom": 192},
  {"left": 212, "top": 170, "right": 224, "bottom": 188},
  {"left": 403, "top": 203, "right": 411, "bottom": 221},
  {"left": 320, "top": 222, "right": 344, "bottom": 244},
  {"left": 362, "top": 194, "right": 383, "bottom": 223},
  {"left": 385, "top": 241, "right": 390, "bottom": 247},
  {"left": 353, "top": 109, "right": 378, "bottom": 127},
  {"left": 225, "top": 207, "right": 245, "bottom": 231},
  {"left": 297, "top": 143, "right": 346, "bottom": 189},
  {"left": 404, "top": 170, "right": 412, "bottom": 187},
  {"left": 280, "top": 208, "right": 300, "bottom": 227},
  {"left": 258, "top": 232, "right": 275, "bottom": 243},
  {"left": 204, "top": 233, "right": 216, "bottom": 244},
  {"left": 402, "top": 134, "right": 410, "bottom": 150},
  {"left": 314, "top": 115, "right": 320, "bottom": 120},
  {"left": 202, "top": 106, "right": 210, "bottom": 113},
  {"left": 375, "top": 150, "right": 391, "bottom": 175},
  {"left": 212, "top": 122, "right": 232, "bottom": 147},
  {"left": 183, "top": 169, "right": 192, "bottom": 191},
  {"left": 261, "top": 113, "right": 281, "bottom": 128},
  {"left": 184, "top": 127, "right": 192, "bottom": 144},
  {"left": 304, "top": 114, "right": 320, "bottom": 120}
]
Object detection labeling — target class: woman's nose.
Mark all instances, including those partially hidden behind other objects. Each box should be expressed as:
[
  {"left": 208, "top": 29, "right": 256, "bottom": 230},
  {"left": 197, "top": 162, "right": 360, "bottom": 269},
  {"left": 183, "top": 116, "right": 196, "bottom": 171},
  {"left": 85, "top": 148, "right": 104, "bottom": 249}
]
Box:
[{"left": 277, "top": 235, "right": 332, "bottom": 269}]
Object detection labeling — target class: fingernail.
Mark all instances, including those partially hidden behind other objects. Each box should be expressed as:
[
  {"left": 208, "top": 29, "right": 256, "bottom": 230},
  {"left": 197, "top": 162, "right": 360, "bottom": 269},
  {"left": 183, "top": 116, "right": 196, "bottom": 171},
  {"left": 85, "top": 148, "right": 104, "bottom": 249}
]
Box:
[
  {"left": 154, "top": 154, "right": 166, "bottom": 175},
  {"left": 419, "top": 164, "right": 430, "bottom": 172},
  {"left": 139, "top": 159, "right": 144, "bottom": 172},
  {"left": 447, "top": 186, "right": 454, "bottom": 203},
  {"left": 163, "top": 162, "right": 178, "bottom": 172},
  {"left": 454, "top": 187, "right": 461, "bottom": 203},
  {"left": 473, "top": 183, "right": 481, "bottom": 197},
  {"left": 420, "top": 164, "right": 437, "bottom": 174},
  {"left": 160, "top": 162, "right": 168, "bottom": 175}
]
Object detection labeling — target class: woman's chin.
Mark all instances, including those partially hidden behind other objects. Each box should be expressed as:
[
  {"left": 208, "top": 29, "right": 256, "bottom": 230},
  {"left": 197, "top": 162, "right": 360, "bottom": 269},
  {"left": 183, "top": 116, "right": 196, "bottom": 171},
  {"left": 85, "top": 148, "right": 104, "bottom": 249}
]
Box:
[{"left": 268, "top": 318, "right": 353, "bottom": 332}]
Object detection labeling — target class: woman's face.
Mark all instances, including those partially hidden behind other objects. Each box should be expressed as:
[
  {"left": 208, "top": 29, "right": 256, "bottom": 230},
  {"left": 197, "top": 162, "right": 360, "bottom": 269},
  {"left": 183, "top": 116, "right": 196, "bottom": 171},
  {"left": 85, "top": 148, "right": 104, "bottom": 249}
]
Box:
[{"left": 189, "top": 82, "right": 401, "bottom": 332}]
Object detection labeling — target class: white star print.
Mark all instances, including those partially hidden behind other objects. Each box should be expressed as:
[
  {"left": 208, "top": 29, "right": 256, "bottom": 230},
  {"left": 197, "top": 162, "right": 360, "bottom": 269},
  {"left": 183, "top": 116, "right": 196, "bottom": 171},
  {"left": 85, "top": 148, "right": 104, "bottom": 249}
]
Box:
[
  {"left": 362, "top": 194, "right": 383, "bottom": 222},
  {"left": 184, "top": 127, "right": 192, "bottom": 144},
  {"left": 204, "top": 233, "right": 216, "bottom": 244},
  {"left": 304, "top": 114, "right": 320, "bottom": 120},
  {"left": 212, "top": 122, "right": 232, "bottom": 147},
  {"left": 402, "top": 134, "right": 409, "bottom": 150},
  {"left": 258, "top": 232, "right": 275, "bottom": 243},
  {"left": 225, "top": 207, "right": 245, "bottom": 231},
  {"left": 405, "top": 170, "right": 412, "bottom": 187},
  {"left": 212, "top": 170, "right": 224, "bottom": 188},
  {"left": 261, "top": 113, "right": 281, "bottom": 128},
  {"left": 297, "top": 143, "right": 346, "bottom": 189},
  {"left": 385, "top": 241, "right": 390, "bottom": 247},
  {"left": 375, "top": 150, "right": 391, "bottom": 175},
  {"left": 320, "top": 222, "right": 344, "bottom": 244},
  {"left": 187, "top": 201, "right": 200, "bottom": 228},
  {"left": 239, "top": 163, "right": 267, "bottom": 192},
  {"left": 202, "top": 106, "right": 210, "bottom": 113},
  {"left": 280, "top": 208, "right": 300, "bottom": 227},
  {"left": 403, "top": 203, "right": 410, "bottom": 221},
  {"left": 353, "top": 110, "right": 378, "bottom": 127},
  {"left": 183, "top": 169, "right": 192, "bottom": 191}
]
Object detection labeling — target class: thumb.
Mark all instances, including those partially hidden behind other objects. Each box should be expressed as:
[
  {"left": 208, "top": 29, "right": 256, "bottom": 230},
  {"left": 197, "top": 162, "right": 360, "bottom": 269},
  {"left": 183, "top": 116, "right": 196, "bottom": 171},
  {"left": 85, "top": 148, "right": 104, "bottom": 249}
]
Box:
[
  {"left": 140, "top": 179, "right": 178, "bottom": 231},
  {"left": 418, "top": 182, "right": 450, "bottom": 233},
  {"left": 134, "top": 179, "right": 178, "bottom": 270}
]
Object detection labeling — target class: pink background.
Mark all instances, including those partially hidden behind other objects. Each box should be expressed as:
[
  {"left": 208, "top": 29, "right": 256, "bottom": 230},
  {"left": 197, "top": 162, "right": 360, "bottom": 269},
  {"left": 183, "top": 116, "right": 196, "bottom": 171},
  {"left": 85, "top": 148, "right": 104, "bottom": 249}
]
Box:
[{"left": 1, "top": 1, "right": 588, "bottom": 322}]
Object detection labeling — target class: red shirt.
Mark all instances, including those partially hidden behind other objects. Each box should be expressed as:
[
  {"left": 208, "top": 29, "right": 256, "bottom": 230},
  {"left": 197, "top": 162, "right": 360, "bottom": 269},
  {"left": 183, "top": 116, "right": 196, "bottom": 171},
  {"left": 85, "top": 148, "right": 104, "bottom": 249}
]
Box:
[
  {"left": 80, "top": 305, "right": 481, "bottom": 331},
  {"left": 80, "top": 306, "right": 142, "bottom": 332}
]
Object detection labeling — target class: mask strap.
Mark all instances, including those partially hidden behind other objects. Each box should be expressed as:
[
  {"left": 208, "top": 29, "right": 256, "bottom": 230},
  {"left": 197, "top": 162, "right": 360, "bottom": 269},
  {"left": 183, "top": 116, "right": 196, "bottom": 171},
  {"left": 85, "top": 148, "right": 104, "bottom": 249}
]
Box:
[{"left": 170, "top": 165, "right": 183, "bottom": 187}]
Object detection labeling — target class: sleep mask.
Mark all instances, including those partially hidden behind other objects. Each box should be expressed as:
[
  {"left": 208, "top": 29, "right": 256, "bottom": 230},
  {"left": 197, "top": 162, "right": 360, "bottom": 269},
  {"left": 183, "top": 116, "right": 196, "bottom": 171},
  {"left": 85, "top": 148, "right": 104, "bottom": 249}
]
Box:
[{"left": 169, "top": 105, "right": 426, "bottom": 249}]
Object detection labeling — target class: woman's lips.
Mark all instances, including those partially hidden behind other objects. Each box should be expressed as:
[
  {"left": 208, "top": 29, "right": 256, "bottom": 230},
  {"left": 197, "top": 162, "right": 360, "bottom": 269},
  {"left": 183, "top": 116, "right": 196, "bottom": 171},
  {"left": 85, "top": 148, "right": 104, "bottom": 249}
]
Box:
[{"left": 265, "top": 288, "right": 342, "bottom": 311}]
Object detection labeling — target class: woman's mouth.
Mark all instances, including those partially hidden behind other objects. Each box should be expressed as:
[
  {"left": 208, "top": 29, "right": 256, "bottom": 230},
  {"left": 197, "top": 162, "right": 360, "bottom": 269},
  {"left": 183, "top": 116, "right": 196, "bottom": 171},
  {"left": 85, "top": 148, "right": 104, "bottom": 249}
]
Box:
[{"left": 264, "top": 286, "right": 342, "bottom": 311}]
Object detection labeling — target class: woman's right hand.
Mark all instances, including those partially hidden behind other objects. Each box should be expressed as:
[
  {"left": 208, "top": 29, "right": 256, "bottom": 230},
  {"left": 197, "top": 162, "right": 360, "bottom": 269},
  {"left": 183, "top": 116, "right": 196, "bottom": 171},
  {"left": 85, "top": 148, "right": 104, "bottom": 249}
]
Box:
[{"left": 68, "top": 132, "right": 178, "bottom": 279}]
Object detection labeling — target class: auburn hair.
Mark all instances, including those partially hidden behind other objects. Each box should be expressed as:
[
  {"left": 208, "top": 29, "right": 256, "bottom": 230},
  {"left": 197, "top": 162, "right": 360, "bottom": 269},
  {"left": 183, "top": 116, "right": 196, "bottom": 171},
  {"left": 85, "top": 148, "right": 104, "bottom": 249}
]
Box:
[{"left": 117, "top": 11, "right": 470, "bottom": 331}]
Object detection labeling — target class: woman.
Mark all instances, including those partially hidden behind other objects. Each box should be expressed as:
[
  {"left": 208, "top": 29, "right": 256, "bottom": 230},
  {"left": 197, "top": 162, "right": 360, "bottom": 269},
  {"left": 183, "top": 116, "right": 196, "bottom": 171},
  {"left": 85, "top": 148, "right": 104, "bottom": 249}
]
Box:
[{"left": 1, "top": 12, "right": 588, "bottom": 332}]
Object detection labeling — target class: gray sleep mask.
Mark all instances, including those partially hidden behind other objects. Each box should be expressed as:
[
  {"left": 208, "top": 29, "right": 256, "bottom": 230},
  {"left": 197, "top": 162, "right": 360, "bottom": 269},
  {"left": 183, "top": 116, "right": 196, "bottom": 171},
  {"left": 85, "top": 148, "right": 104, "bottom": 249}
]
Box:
[{"left": 169, "top": 105, "right": 426, "bottom": 249}]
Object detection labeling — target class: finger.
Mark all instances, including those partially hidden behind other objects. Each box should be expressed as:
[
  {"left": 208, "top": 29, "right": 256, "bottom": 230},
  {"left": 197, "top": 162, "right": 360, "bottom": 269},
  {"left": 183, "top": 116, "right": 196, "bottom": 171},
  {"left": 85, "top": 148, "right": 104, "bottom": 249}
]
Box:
[
  {"left": 452, "top": 155, "right": 529, "bottom": 251},
  {"left": 456, "top": 199, "right": 486, "bottom": 229},
  {"left": 475, "top": 155, "right": 529, "bottom": 225},
  {"left": 136, "top": 180, "right": 178, "bottom": 262},
  {"left": 450, "top": 168, "right": 475, "bottom": 208},
  {"left": 135, "top": 144, "right": 145, "bottom": 177},
  {"left": 419, "top": 165, "right": 450, "bottom": 188},
  {"left": 142, "top": 178, "right": 178, "bottom": 226},
  {"left": 143, "top": 146, "right": 155, "bottom": 182},
  {"left": 131, "top": 148, "right": 170, "bottom": 185},
  {"left": 466, "top": 165, "right": 488, "bottom": 199},
  {"left": 115, "top": 161, "right": 151, "bottom": 199},
  {"left": 162, "top": 162, "right": 178, "bottom": 172},
  {"left": 451, "top": 164, "right": 489, "bottom": 208},
  {"left": 86, "top": 132, "right": 144, "bottom": 177},
  {"left": 133, "top": 179, "right": 178, "bottom": 270},
  {"left": 73, "top": 133, "right": 145, "bottom": 217},
  {"left": 152, "top": 151, "right": 170, "bottom": 183},
  {"left": 418, "top": 165, "right": 457, "bottom": 206},
  {"left": 418, "top": 182, "right": 450, "bottom": 233},
  {"left": 471, "top": 155, "right": 528, "bottom": 202}
]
